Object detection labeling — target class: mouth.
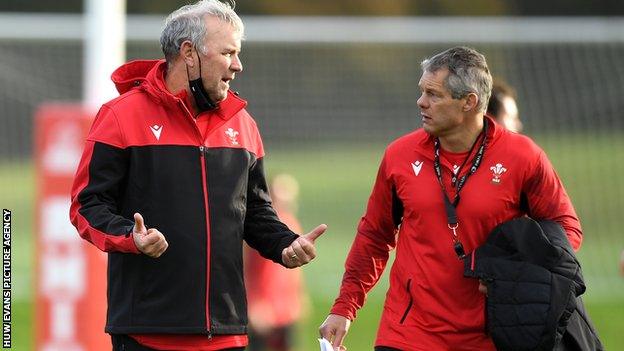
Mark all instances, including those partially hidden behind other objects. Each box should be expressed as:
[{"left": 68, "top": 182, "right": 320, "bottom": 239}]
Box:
[{"left": 421, "top": 114, "right": 432, "bottom": 123}]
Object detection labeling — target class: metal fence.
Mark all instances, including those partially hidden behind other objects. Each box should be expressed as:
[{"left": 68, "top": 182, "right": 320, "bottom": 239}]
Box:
[{"left": 2, "top": 16, "right": 624, "bottom": 157}]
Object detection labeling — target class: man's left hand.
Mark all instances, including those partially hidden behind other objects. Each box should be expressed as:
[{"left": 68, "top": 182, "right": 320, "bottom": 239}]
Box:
[
  {"left": 282, "top": 224, "right": 327, "bottom": 268},
  {"left": 478, "top": 280, "right": 488, "bottom": 295}
]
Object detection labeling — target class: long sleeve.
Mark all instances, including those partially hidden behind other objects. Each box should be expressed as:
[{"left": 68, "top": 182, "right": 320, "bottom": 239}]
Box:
[
  {"left": 523, "top": 149, "right": 582, "bottom": 251},
  {"left": 69, "top": 105, "right": 139, "bottom": 253},
  {"left": 330, "top": 153, "right": 400, "bottom": 320},
  {"left": 243, "top": 157, "right": 298, "bottom": 264}
]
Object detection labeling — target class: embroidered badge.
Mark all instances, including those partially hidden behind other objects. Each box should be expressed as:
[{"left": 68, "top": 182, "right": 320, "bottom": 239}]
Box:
[
  {"left": 225, "top": 127, "right": 239, "bottom": 145},
  {"left": 489, "top": 163, "right": 507, "bottom": 184}
]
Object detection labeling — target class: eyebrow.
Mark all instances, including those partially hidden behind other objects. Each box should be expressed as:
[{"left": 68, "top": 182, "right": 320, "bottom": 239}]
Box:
[{"left": 419, "top": 84, "right": 440, "bottom": 93}]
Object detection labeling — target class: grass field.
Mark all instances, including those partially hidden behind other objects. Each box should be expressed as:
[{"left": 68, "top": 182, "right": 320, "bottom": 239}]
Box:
[{"left": 4, "top": 134, "right": 624, "bottom": 350}]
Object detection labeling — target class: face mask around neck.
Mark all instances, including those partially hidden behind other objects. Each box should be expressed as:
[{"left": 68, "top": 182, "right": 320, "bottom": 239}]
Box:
[{"left": 187, "top": 48, "right": 217, "bottom": 112}]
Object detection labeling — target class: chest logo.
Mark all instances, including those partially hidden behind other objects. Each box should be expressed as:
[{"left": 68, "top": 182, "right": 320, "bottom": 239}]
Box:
[
  {"left": 452, "top": 164, "right": 460, "bottom": 174},
  {"left": 225, "top": 127, "right": 239, "bottom": 145},
  {"left": 150, "top": 125, "right": 163, "bottom": 140},
  {"left": 489, "top": 163, "right": 507, "bottom": 184},
  {"left": 411, "top": 160, "right": 423, "bottom": 176}
]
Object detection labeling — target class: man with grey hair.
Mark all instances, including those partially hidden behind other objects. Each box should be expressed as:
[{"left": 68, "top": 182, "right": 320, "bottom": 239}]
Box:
[
  {"left": 70, "top": 1, "right": 326, "bottom": 350},
  {"left": 320, "top": 46, "right": 582, "bottom": 350}
]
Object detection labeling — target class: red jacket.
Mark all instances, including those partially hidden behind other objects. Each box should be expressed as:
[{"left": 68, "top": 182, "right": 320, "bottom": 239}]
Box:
[
  {"left": 70, "top": 59, "right": 298, "bottom": 338},
  {"left": 330, "top": 118, "right": 582, "bottom": 351}
]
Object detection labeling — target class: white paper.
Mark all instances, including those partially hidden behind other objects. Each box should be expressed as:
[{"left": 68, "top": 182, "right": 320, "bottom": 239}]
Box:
[{"left": 318, "top": 338, "right": 334, "bottom": 351}]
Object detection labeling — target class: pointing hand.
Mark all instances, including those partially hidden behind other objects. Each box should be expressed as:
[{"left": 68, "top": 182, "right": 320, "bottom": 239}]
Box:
[{"left": 282, "top": 224, "right": 327, "bottom": 268}]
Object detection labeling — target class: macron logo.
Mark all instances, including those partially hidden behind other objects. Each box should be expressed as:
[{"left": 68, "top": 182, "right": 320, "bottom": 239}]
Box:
[
  {"left": 411, "top": 160, "right": 423, "bottom": 176},
  {"left": 150, "top": 125, "right": 163, "bottom": 140}
]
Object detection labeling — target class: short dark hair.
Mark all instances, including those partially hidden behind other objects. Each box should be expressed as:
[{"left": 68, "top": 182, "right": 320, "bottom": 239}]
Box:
[{"left": 487, "top": 79, "right": 517, "bottom": 118}]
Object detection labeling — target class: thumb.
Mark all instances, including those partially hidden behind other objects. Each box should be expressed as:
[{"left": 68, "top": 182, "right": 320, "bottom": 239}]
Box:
[
  {"left": 303, "top": 224, "right": 327, "bottom": 243},
  {"left": 133, "top": 212, "right": 146, "bottom": 234}
]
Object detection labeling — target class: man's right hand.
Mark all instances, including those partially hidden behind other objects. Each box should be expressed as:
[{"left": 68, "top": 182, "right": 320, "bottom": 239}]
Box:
[
  {"left": 319, "top": 314, "right": 351, "bottom": 351},
  {"left": 132, "top": 213, "right": 168, "bottom": 258}
]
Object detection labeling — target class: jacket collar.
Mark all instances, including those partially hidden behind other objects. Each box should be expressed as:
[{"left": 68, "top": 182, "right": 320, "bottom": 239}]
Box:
[
  {"left": 111, "top": 59, "right": 247, "bottom": 121},
  {"left": 416, "top": 115, "right": 504, "bottom": 160}
]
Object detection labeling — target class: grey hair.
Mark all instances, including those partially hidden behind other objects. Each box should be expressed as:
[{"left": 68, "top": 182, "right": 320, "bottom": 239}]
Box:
[
  {"left": 421, "top": 46, "right": 493, "bottom": 112},
  {"left": 160, "top": 0, "right": 244, "bottom": 63}
]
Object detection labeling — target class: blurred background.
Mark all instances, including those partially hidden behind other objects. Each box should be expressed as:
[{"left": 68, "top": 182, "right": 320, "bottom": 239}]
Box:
[{"left": 1, "top": 0, "right": 623, "bottom": 350}]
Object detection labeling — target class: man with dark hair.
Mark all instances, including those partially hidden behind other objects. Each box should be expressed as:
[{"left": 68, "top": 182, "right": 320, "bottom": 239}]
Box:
[
  {"left": 319, "top": 46, "right": 581, "bottom": 351},
  {"left": 487, "top": 78, "right": 523, "bottom": 133},
  {"left": 70, "top": 1, "right": 326, "bottom": 350}
]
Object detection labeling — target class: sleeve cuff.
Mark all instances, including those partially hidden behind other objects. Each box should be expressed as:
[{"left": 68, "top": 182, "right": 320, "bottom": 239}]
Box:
[
  {"left": 330, "top": 302, "right": 357, "bottom": 321},
  {"left": 105, "top": 231, "right": 141, "bottom": 254}
]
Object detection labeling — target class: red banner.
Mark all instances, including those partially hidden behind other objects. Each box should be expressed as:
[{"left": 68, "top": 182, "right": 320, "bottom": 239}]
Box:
[{"left": 35, "top": 104, "right": 109, "bottom": 351}]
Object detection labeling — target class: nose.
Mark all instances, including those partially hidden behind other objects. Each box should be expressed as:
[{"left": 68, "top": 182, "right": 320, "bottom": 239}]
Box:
[
  {"left": 417, "top": 94, "right": 427, "bottom": 109},
  {"left": 231, "top": 54, "right": 243, "bottom": 73}
]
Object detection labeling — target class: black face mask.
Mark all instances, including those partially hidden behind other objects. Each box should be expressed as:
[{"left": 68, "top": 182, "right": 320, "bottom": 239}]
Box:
[{"left": 187, "top": 50, "right": 217, "bottom": 112}]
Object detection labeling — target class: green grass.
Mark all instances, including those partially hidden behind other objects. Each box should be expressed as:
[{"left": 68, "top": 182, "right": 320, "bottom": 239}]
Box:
[
  {"left": 13, "top": 300, "right": 34, "bottom": 351},
  {"left": 584, "top": 298, "right": 624, "bottom": 350},
  {"left": 2, "top": 133, "right": 624, "bottom": 350}
]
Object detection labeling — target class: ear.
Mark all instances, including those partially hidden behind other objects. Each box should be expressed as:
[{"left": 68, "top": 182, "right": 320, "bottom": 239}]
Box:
[
  {"left": 179, "top": 40, "right": 195, "bottom": 67},
  {"left": 463, "top": 93, "right": 479, "bottom": 112}
]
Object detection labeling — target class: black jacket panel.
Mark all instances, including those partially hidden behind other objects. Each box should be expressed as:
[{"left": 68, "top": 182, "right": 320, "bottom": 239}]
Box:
[
  {"left": 205, "top": 148, "right": 284, "bottom": 334},
  {"left": 102, "top": 144, "right": 209, "bottom": 333},
  {"left": 77, "top": 142, "right": 134, "bottom": 237}
]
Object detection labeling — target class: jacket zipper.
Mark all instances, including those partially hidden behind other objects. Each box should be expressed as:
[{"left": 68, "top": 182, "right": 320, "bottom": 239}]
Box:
[
  {"left": 399, "top": 279, "right": 413, "bottom": 324},
  {"left": 199, "top": 145, "right": 212, "bottom": 335},
  {"left": 178, "top": 99, "right": 213, "bottom": 335},
  {"left": 177, "top": 99, "right": 204, "bottom": 141}
]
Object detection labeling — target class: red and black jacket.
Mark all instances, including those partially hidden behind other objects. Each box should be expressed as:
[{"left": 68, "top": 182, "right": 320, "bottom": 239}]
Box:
[{"left": 69, "top": 60, "right": 298, "bottom": 336}]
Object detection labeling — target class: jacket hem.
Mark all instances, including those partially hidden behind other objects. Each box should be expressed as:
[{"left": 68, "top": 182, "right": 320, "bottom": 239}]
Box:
[
  {"left": 106, "top": 326, "right": 211, "bottom": 334},
  {"left": 211, "top": 325, "right": 247, "bottom": 335}
]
